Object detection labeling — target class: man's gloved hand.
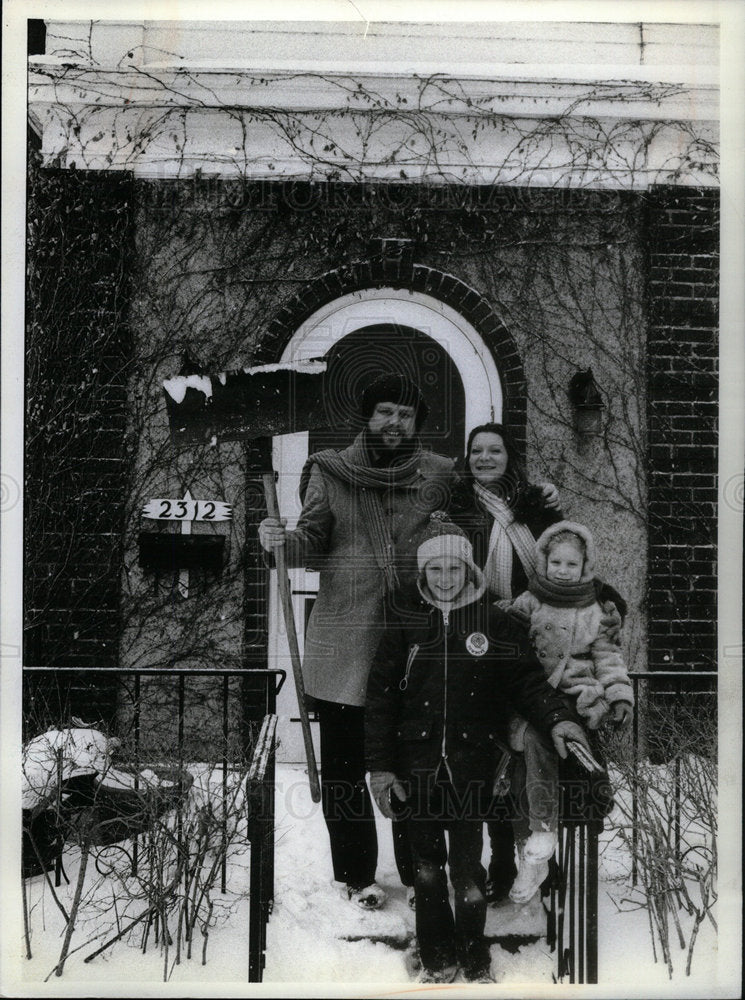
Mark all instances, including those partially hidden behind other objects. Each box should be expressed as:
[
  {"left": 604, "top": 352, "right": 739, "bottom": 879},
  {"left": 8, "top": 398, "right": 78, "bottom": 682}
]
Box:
[
  {"left": 609, "top": 701, "right": 633, "bottom": 727},
  {"left": 258, "top": 516, "right": 287, "bottom": 552},
  {"left": 369, "top": 770, "right": 408, "bottom": 819},
  {"left": 550, "top": 720, "right": 591, "bottom": 759}
]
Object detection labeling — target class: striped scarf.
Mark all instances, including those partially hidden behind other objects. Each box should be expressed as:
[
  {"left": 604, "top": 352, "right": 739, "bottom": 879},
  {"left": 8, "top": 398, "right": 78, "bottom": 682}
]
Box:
[
  {"left": 300, "top": 432, "right": 423, "bottom": 593},
  {"left": 528, "top": 571, "right": 596, "bottom": 608},
  {"left": 474, "top": 482, "right": 538, "bottom": 599}
]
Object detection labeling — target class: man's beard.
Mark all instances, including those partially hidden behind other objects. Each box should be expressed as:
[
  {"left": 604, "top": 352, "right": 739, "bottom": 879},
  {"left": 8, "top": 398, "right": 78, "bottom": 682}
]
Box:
[{"left": 365, "top": 429, "right": 417, "bottom": 466}]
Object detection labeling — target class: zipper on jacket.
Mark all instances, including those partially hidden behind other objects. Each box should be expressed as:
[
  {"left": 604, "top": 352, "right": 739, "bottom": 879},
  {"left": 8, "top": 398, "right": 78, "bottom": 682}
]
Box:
[
  {"left": 440, "top": 609, "right": 454, "bottom": 782},
  {"left": 399, "top": 644, "right": 420, "bottom": 691}
]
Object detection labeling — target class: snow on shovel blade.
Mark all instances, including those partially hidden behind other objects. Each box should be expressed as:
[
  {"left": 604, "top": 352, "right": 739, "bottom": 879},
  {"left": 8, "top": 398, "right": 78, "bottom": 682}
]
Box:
[{"left": 163, "top": 359, "right": 328, "bottom": 445}]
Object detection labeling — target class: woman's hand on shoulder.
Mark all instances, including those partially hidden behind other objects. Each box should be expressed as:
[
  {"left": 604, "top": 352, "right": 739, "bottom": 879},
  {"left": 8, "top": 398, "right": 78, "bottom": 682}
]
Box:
[
  {"left": 538, "top": 482, "right": 561, "bottom": 510},
  {"left": 515, "top": 483, "right": 560, "bottom": 520}
]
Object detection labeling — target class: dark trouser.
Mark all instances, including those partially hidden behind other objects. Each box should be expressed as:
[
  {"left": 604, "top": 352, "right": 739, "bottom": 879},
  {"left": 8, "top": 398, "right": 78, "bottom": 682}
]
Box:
[
  {"left": 316, "top": 699, "right": 412, "bottom": 889},
  {"left": 407, "top": 766, "right": 490, "bottom": 976},
  {"left": 486, "top": 818, "right": 517, "bottom": 897}
]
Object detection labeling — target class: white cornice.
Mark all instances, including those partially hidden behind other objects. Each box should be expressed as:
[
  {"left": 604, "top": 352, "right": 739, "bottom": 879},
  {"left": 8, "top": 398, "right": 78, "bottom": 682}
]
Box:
[
  {"left": 41, "top": 18, "right": 719, "bottom": 79},
  {"left": 28, "top": 19, "right": 719, "bottom": 188},
  {"left": 28, "top": 64, "right": 718, "bottom": 124}
]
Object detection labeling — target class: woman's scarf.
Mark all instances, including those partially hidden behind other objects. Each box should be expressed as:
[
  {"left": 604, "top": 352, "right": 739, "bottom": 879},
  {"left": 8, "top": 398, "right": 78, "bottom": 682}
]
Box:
[
  {"left": 300, "top": 431, "right": 424, "bottom": 593},
  {"left": 474, "top": 481, "right": 538, "bottom": 599},
  {"left": 528, "top": 571, "right": 596, "bottom": 608}
]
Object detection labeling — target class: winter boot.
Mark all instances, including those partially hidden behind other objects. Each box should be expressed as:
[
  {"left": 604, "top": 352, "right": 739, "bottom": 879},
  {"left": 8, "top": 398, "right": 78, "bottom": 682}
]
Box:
[
  {"left": 416, "top": 963, "right": 458, "bottom": 983},
  {"left": 338, "top": 881, "right": 388, "bottom": 910},
  {"left": 509, "top": 832, "right": 556, "bottom": 905},
  {"left": 404, "top": 941, "right": 422, "bottom": 977},
  {"left": 462, "top": 966, "right": 496, "bottom": 984},
  {"left": 522, "top": 830, "right": 557, "bottom": 863}
]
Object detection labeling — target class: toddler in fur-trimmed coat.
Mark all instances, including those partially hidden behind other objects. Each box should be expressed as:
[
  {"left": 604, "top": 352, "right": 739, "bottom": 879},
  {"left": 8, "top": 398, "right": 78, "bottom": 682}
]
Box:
[
  {"left": 505, "top": 520, "right": 633, "bottom": 735},
  {"left": 499, "top": 520, "right": 633, "bottom": 905}
]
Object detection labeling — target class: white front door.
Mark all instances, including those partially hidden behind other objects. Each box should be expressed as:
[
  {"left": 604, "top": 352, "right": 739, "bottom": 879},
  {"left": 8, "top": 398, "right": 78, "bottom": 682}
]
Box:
[{"left": 267, "top": 429, "right": 322, "bottom": 765}]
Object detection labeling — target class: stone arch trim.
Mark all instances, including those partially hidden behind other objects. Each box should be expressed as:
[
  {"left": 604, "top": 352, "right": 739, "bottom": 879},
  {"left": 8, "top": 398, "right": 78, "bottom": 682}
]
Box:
[{"left": 260, "top": 258, "right": 527, "bottom": 440}]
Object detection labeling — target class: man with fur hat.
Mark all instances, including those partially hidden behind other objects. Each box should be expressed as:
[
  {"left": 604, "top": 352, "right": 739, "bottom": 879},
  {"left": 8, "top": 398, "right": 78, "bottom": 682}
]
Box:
[
  {"left": 365, "top": 512, "right": 591, "bottom": 983},
  {"left": 259, "top": 372, "right": 455, "bottom": 910}
]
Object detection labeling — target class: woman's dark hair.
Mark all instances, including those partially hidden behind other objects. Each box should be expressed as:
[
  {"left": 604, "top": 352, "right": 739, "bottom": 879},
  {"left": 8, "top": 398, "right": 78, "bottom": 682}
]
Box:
[{"left": 461, "top": 423, "right": 529, "bottom": 509}]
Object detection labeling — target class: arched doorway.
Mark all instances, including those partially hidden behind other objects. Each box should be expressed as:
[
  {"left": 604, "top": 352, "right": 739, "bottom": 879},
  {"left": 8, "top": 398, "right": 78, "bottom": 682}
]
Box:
[
  {"left": 309, "top": 323, "right": 465, "bottom": 461},
  {"left": 268, "top": 288, "right": 503, "bottom": 762}
]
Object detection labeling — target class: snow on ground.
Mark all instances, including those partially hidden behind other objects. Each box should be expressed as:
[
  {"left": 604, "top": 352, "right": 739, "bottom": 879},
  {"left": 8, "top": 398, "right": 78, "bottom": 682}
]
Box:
[{"left": 18, "top": 764, "right": 722, "bottom": 993}]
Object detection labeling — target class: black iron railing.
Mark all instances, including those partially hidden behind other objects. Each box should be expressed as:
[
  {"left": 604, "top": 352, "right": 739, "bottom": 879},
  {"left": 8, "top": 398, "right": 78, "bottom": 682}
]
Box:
[
  {"left": 548, "top": 669, "right": 717, "bottom": 984},
  {"left": 24, "top": 666, "right": 717, "bottom": 983},
  {"left": 549, "top": 818, "right": 601, "bottom": 984},
  {"left": 22, "top": 666, "right": 285, "bottom": 983},
  {"left": 246, "top": 712, "right": 278, "bottom": 982}
]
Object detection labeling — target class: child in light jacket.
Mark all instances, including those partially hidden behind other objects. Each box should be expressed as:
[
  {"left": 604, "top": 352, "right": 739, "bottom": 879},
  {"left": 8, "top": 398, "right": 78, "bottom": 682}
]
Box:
[{"left": 501, "top": 520, "right": 633, "bottom": 903}]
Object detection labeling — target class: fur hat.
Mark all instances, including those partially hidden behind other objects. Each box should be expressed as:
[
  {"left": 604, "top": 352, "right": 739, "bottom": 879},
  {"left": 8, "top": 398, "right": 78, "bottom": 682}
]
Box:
[
  {"left": 416, "top": 511, "right": 480, "bottom": 579},
  {"left": 360, "top": 373, "right": 429, "bottom": 430},
  {"left": 534, "top": 520, "right": 596, "bottom": 583}
]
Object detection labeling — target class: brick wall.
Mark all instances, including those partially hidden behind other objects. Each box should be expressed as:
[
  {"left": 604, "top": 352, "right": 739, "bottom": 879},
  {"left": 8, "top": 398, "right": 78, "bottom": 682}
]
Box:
[
  {"left": 24, "top": 159, "right": 134, "bottom": 726},
  {"left": 645, "top": 186, "right": 719, "bottom": 672}
]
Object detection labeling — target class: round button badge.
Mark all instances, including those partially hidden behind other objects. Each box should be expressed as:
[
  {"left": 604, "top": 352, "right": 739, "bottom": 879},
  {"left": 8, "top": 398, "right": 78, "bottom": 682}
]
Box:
[{"left": 466, "top": 632, "right": 489, "bottom": 657}]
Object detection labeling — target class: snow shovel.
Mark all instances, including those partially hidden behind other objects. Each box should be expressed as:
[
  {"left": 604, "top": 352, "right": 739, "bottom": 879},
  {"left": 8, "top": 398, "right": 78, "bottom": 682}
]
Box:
[{"left": 163, "top": 360, "right": 326, "bottom": 803}]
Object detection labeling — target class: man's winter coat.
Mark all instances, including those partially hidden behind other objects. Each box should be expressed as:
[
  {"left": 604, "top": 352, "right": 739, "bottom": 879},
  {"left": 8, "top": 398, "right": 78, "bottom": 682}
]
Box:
[
  {"left": 365, "top": 590, "right": 572, "bottom": 806},
  {"left": 273, "top": 435, "right": 456, "bottom": 707}
]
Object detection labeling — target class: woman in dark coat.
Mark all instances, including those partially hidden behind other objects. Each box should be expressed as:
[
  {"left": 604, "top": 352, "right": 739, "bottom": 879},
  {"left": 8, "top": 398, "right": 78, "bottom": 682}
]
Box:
[{"left": 450, "top": 423, "right": 563, "bottom": 601}]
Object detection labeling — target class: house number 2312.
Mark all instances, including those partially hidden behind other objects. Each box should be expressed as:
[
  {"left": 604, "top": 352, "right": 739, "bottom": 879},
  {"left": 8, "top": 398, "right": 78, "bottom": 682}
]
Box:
[{"left": 142, "top": 497, "right": 232, "bottom": 522}]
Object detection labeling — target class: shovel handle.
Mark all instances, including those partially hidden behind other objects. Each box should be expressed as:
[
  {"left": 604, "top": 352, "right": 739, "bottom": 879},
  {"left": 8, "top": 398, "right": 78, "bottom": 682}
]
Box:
[{"left": 261, "top": 472, "right": 322, "bottom": 803}]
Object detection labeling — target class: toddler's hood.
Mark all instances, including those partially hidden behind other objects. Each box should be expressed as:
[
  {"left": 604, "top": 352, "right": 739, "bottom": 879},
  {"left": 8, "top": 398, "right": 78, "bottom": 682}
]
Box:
[{"left": 534, "top": 520, "right": 596, "bottom": 584}]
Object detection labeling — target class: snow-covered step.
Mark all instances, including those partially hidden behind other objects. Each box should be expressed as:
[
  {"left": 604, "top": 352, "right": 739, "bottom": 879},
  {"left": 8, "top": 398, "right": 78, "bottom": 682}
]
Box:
[{"left": 485, "top": 892, "right": 547, "bottom": 938}]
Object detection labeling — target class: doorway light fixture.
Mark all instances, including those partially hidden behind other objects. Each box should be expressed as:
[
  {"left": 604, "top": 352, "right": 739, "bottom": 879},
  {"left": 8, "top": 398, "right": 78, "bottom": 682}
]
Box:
[{"left": 568, "top": 368, "right": 604, "bottom": 437}]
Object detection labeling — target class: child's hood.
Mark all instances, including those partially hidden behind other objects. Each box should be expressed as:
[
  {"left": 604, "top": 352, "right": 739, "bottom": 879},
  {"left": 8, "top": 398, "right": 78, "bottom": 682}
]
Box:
[{"left": 534, "top": 520, "right": 596, "bottom": 584}]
